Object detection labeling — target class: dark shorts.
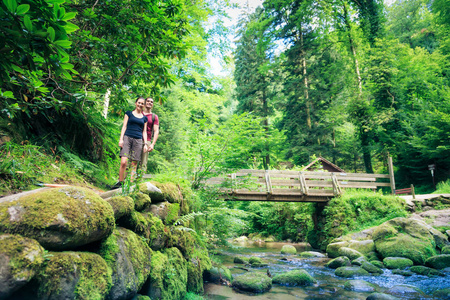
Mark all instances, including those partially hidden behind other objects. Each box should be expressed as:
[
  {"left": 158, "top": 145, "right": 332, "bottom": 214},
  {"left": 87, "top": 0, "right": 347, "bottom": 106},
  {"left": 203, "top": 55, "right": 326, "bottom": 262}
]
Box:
[{"left": 120, "top": 135, "right": 143, "bottom": 161}]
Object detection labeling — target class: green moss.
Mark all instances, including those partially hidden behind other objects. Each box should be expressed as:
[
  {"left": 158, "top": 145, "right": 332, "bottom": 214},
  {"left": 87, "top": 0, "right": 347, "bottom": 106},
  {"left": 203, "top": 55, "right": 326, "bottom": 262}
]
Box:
[
  {"left": 410, "top": 266, "right": 443, "bottom": 276},
  {"left": 133, "top": 192, "right": 151, "bottom": 211},
  {"left": 149, "top": 181, "right": 182, "bottom": 203},
  {"left": 231, "top": 272, "right": 272, "bottom": 293},
  {"left": 280, "top": 245, "right": 296, "bottom": 254},
  {"left": 0, "top": 234, "right": 44, "bottom": 288},
  {"left": 118, "top": 211, "right": 166, "bottom": 249},
  {"left": 147, "top": 248, "right": 188, "bottom": 300},
  {"left": 383, "top": 257, "right": 413, "bottom": 269},
  {"left": 272, "top": 269, "right": 316, "bottom": 286},
  {"left": 335, "top": 267, "right": 370, "bottom": 278},
  {"left": 36, "top": 251, "right": 111, "bottom": 300},
  {"left": 0, "top": 187, "right": 115, "bottom": 249},
  {"left": 425, "top": 254, "right": 450, "bottom": 269},
  {"left": 326, "top": 256, "right": 351, "bottom": 269},
  {"left": 106, "top": 195, "right": 134, "bottom": 220}
]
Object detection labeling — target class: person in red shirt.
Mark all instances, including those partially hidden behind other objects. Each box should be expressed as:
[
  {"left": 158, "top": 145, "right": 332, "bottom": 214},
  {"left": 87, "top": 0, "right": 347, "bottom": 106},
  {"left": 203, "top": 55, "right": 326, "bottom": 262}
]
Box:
[{"left": 141, "top": 97, "right": 159, "bottom": 171}]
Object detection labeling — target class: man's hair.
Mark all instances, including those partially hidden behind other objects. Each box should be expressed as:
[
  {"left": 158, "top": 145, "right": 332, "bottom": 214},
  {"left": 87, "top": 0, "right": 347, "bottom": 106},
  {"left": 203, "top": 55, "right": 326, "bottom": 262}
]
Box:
[{"left": 136, "top": 97, "right": 145, "bottom": 102}]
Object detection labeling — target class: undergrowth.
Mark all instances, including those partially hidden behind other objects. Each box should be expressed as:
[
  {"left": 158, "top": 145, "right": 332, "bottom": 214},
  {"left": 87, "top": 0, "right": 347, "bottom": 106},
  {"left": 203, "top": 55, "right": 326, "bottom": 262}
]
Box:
[{"left": 434, "top": 179, "right": 450, "bottom": 194}]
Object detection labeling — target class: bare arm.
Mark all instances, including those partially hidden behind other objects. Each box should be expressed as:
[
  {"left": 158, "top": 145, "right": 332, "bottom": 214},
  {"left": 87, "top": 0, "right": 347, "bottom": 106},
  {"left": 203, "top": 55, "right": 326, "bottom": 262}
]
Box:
[
  {"left": 143, "top": 121, "right": 148, "bottom": 151},
  {"left": 119, "top": 114, "right": 129, "bottom": 148},
  {"left": 148, "top": 124, "right": 159, "bottom": 152}
]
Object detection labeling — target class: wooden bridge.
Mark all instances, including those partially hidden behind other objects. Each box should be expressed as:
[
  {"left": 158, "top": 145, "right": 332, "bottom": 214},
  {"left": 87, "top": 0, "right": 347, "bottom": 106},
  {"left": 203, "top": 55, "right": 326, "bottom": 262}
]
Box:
[{"left": 204, "top": 168, "right": 395, "bottom": 203}]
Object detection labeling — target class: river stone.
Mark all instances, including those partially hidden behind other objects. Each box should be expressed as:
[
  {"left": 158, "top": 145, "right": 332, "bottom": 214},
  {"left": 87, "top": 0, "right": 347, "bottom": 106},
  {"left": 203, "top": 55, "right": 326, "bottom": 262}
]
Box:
[
  {"left": 326, "top": 256, "right": 351, "bottom": 269},
  {"left": 335, "top": 267, "right": 370, "bottom": 278},
  {"left": 281, "top": 245, "right": 297, "bottom": 254},
  {"left": 344, "top": 280, "right": 376, "bottom": 292},
  {"left": 425, "top": 254, "right": 450, "bottom": 269},
  {"left": 442, "top": 245, "right": 450, "bottom": 254},
  {"left": 366, "top": 251, "right": 381, "bottom": 261},
  {"left": 272, "top": 269, "right": 316, "bottom": 286},
  {"left": 133, "top": 192, "right": 152, "bottom": 211},
  {"left": 387, "top": 284, "right": 424, "bottom": 297},
  {"left": 338, "top": 247, "right": 364, "bottom": 260},
  {"left": 299, "top": 251, "right": 326, "bottom": 258},
  {"left": 366, "top": 292, "right": 400, "bottom": 300},
  {"left": 383, "top": 257, "right": 413, "bottom": 269},
  {"left": 433, "top": 288, "right": 450, "bottom": 298},
  {"left": 35, "top": 251, "right": 111, "bottom": 300},
  {"left": 99, "top": 227, "right": 152, "bottom": 300},
  {"left": 142, "top": 247, "right": 187, "bottom": 300},
  {"left": 0, "top": 186, "right": 115, "bottom": 250},
  {"left": 144, "top": 202, "right": 171, "bottom": 223},
  {"left": 234, "top": 256, "right": 248, "bottom": 264},
  {"left": 231, "top": 272, "right": 272, "bottom": 293},
  {"left": 348, "top": 239, "right": 375, "bottom": 255},
  {"left": 352, "top": 256, "right": 368, "bottom": 266},
  {"left": 138, "top": 181, "right": 162, "bottom": 199},
  {"left": 392, "top": 269, "right": 413, "bottom": 276},
  {"left": 249, "top": 256, "right": 268, "bottom": 267},
  {"left": 361, "top": 262, "right": 383, "bottom": 275},
  {"left": 204, "top": 265, "right": 233, "bottom": 283},
  {"left": 106, "top": 195, "right": 134, "bottom": 220},
  {"left": 234, "top": 236, "right": 248, "bottom": 242},
  {"left": 370, "top": 260, "right": 384, "bottom": 269},
  {"left": 326, "top": 241, "right": 348, "bottom": 258},
  {"left": 372, "top": 217, "right": 439, "bottom": 264},
  {"left": 410, "top": 265, "right": 443, "bottom": 276},
  {"left": 0, "top": 234, "right": 45, "bottom": 299}
]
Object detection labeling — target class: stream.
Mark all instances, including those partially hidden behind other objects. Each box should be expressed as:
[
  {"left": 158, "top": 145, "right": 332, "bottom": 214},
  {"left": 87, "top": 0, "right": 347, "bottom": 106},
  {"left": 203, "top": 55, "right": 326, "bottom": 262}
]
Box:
[{"left": 204, "top": 240, "right": 450, "bottom": 299}]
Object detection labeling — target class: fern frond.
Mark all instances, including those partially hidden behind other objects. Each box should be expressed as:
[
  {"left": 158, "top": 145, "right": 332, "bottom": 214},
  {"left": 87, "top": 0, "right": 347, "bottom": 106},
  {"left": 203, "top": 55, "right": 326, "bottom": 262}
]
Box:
[{"left": 174, "top": 211, "right": 203, "bottom": 226}]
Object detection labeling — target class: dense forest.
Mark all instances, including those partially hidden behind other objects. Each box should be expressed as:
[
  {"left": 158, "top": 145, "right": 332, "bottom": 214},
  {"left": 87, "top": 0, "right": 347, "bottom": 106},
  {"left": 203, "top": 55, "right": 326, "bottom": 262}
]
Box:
[{"left": 1, "top": 0, "right": 450, "bottom": 242}]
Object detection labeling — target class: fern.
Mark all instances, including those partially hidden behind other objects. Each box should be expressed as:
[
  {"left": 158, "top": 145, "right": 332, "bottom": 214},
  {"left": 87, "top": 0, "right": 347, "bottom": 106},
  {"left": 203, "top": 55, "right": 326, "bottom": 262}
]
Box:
[{"left": 174, "top": 211, "right": 203, "bottom": 226}]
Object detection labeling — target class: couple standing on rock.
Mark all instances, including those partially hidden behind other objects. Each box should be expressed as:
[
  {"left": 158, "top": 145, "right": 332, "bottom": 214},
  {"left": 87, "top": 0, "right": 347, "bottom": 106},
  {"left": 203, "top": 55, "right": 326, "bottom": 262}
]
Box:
[{"left": 111, "top": 97, "right": 159, "bottom": 189}]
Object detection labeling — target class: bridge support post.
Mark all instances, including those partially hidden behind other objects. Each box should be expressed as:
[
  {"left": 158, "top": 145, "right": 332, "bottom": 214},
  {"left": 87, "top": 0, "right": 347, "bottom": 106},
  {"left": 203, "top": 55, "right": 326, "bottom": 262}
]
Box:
[{"left": 388, "top": 155, "right": 396, "bottom": 194}]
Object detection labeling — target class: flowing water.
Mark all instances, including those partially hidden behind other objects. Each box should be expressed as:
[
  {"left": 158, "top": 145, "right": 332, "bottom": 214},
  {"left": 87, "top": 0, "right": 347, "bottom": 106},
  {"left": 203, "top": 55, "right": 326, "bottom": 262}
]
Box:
[{"left": 204, "top": 241, "right": 450, "bottom": 300}]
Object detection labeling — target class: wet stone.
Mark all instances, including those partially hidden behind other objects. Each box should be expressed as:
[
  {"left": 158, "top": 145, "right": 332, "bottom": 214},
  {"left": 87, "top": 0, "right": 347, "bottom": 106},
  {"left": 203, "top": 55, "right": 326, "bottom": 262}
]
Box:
[
  {"left": 344, "top": 280, "right": 376, "bottom": 292},
  {"left": 326, "top": 256, "right": 351, "bottom": 269}
]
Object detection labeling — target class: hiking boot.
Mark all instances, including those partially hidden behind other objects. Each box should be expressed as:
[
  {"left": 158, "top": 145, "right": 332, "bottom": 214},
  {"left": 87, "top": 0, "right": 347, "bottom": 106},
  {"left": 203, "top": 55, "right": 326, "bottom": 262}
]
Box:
[{"left": 110, "top": 181, "right": 123, "bottom": 190}]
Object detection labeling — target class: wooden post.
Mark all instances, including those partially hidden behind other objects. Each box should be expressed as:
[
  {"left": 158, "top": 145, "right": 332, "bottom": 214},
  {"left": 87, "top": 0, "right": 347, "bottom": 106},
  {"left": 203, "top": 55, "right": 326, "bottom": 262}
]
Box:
[
  {"left": 411, "top": 184, "right": 415, "bottom": 200},
  {"left": 231, "top": 173, "right": 236, "bottom": 195},
  {"left": 388, "top": 156, "right": 396, "bottom": 194},
  {"left": 264, "top": 170, "right": 272, "bottom": 195},
  {"left": 331, "top": 173, "right": 342, "bottom": 196},
  {"left": 298, "top": 172, "right": 309, "bottom": 195}
]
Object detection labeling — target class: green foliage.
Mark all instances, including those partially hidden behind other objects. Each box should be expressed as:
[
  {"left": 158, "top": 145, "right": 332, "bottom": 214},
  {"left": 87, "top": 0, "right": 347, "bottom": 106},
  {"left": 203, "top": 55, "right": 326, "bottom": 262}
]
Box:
[{"left": 434, "top": 179, "right": 450, "bottom": 194}]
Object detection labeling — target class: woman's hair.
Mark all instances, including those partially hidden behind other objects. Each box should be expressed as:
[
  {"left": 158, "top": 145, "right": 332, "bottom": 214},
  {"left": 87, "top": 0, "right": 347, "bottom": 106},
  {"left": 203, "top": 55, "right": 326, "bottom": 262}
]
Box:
[{"left": 136, "top": 97, "right": 145, "bottom": 103}]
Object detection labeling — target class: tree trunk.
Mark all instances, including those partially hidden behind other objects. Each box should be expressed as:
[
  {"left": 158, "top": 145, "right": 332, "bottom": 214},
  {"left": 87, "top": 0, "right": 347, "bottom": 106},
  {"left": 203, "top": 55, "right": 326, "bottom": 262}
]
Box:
[
  {"left": 263, "top": 88, "right": 270, "bottom": 169},
  {"left": 300, "top": 32, "right": 312, "bottom": 129}
]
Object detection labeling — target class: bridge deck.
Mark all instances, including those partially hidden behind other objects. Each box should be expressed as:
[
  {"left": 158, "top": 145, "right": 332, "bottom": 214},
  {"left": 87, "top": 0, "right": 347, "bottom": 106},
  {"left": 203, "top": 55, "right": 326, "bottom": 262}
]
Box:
[{"left": 204, "top": 169, "right": 393, "bottom": 202}]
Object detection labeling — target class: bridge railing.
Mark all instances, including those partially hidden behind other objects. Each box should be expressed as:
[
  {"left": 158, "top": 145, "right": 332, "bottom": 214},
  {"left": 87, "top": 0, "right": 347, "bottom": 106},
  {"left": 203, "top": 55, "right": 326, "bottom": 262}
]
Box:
[{"left": 204, "top": 169, "right": 392, "bottom": 202}]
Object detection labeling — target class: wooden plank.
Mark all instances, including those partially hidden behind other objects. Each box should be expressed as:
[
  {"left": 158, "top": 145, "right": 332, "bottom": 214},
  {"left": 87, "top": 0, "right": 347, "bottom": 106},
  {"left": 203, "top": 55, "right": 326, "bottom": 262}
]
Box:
[{"left": 265, "top": 170, "right": 272, "bottom": 194}]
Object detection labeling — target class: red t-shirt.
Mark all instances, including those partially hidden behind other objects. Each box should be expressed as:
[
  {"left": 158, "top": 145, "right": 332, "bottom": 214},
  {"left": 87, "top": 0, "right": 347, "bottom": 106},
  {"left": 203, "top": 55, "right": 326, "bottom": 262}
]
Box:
[{"left": 144, "top": 113, "right": 159, "bottom": 141}]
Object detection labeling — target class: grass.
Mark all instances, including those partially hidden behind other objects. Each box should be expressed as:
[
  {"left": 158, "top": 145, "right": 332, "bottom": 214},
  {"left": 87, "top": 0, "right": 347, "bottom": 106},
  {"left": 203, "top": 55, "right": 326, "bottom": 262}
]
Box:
[{"left": 433, "top": 179, "right": 450, "bottom": 194}]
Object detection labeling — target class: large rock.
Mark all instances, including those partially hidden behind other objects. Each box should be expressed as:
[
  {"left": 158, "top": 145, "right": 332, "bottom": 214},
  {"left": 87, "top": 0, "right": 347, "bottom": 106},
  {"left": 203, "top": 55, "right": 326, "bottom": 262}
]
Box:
[
  {"left": 366, "top": 292, "right": 400, "bottom": 300},
  {"left": 344, "top": 280, "right": 376, "bottom": 292},
  {"left": 0, "top": 234, "right": 45, "bottom": 299},
  {"left": 361, "top": 262, "right": 383, "bottom": 275},
  {"left": 338, "top": 247, "right": 364, "bottom": 260},
  {"left": 99, "top": 227, "right": 152, "bottom": 300},
  {"left": 387, "top": 285, "right": 424, "bottom": 298},
  {"left": 410, "top": 265, "right": 443, "bottom": 276},
  {"left": 105, "top": 195, "right": 134, "bottom": 220},
  {"left": 231, "top": 272, "right": 272, "bottom": 293},
  {"left": 299, "top": 251, "right": 326, "bottom": 258},
  {"left": 326, "top": 256, "right": 351, "bottom": 269},
  {"left": 326, "top": 241, "right": 348, "bottom": 258},
  {"left": 280, "top": 245, "right": 296, "bottom": 254},
  {"left": 35, "top": 251, "right": 111, "bottom": 300},
  {"left": 383, "top": 257, "right": 413, "bottom": 269},
  {"left": 118, "top": 211, "right": 166, "bottom": 251},
  {"left": 145, "top": 202, "right": 171, "bottom": 223},
  {"left": 425, "top": 254, "right": 450, "bottom": 269},
  {"left": 0, "top": 186, "right": 115, "bottom": 250},
  {"left": 348, "top": 240, "right": 375, "bottom": 255},
  {"left": 142, "top": 247, "right": 187, "bottom": 300},
  {"left": 373, "top": 217, "right": 441, "bottom": 264},
  {"left": 133, "top": 192, "right": 152, "bottom": 211},
  {"left": 272, "top": 269, "right": 316, "bottom": 286},
  {"left": 335, "top": 267, "right": 370, "bottom": 278},
  {"left": 204, "top": 265, "right": 232, "bottom": 283},
  {"left": 144, "top": 182, "right": 182, "bottom": 204}
]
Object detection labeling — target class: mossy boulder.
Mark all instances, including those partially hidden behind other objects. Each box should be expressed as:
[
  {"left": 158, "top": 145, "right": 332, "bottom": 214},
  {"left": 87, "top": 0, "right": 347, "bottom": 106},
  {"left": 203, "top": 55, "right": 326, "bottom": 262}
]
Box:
[
  {"left": 387, "top": 285, "right": 424, "bottom": 297},
  {"left": 248, "top": 256, "right": 267, "bottom": 267},
  {"left": 0, "top": 234, "right": 45, "bottom": 299},
  {"left": 99, "top": 227, "right": 152, "bottom": 300},
  {"left": 366, "top": 292, "right": 400, "bottom": 300},
  {"left": 348, "top": 239, "right": 375, "bottom": 255},
  {"left": 392, "top": 269, "right": 413, "bottom": 276},
  {"left": 338, "top": 247, "right": 364, "bottom": 260},
  {"left": 343, "top": 279, "right": 376, "bottom": 292},
  {"left": 231, "top": 272, "right": 272, "bottom": 293},
  {"left": 372, "top": 218, "right": 439, "bottom": 264},
  {"left": 106, "top": 195, "right": 134, "bottom": 220},
  {"left": 234, "top": 256, "right": 248, "bottom": 264},
  {"left": 299, "top": 251, "right": 326, "bottom": 258},
  {"left": 145, "top": 202, "right": 171, "bottom": 223},
  {"left": 280, "top": 245, "right": 296, "bottom": 254},
  {"left": 35, "top": 251, "right": 111, "bottom": 300},
  {"left": 142, "top": 247, "right": 187, "bottom": 300},
  {"left": 118, "top": 211, "right": 167, "bottom": 251},
  {"left": 433, "top": 288, "right": 450, "bottom": 299},
  {"left": 147, "top": 181, "right": 182, "bottom": 203},
  {"left": 425, "top": 254, "right": 450, "bottom": 269},
  {"left": 326, "top": 241, "right": 348, "bottom": 258},
  {"left": 382, "top": 257, "right": 413, "bottom": 269},
  {"left": 133, "top": 192, "right": 151, "bottom": 211},
  {"left": 370, "top": 260, "right": 384, "bottom": 268},
  {"left": 335, "top": 267, "right": 370, "bottom": 278},
  {"left": 0, "top": 186, "right": 115, "bottom": 250},
  {"left": 442, "top": 245, "right": 450, "bottom": 254},
  {"left": 352, "top": 256, "right": 368, "bottom": 266},
  {"left": 410, "top": 265, "right": 443, "bottom": 276},
  {"left": 361, "top": 262, "right": 383, "bottom": 275},
  {"left": 272, "top": 269, "right": 316, "bottom": 286},
  {"left": 326, "top": 256, "right": 351, "bottom": 269},
  {"left": 204, "top": 265, "right": 232, "bottom": 283}
]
